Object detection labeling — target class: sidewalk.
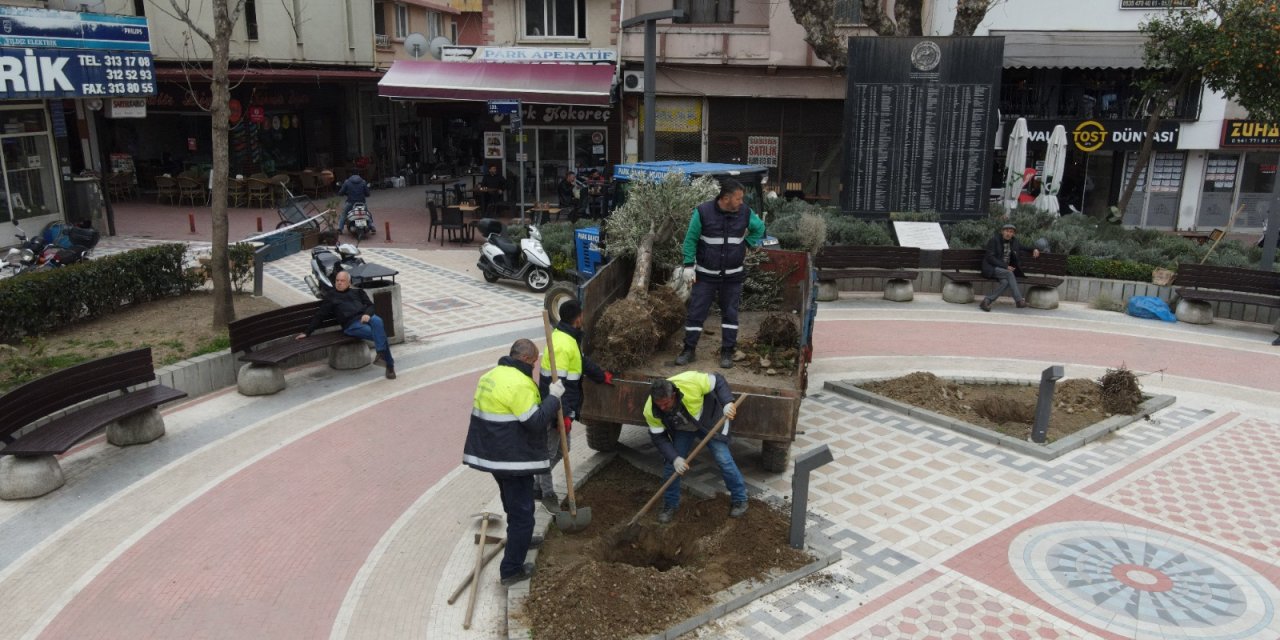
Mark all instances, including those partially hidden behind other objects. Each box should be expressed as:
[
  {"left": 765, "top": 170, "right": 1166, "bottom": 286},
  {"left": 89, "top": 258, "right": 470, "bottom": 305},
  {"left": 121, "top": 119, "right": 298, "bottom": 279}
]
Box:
[{"left": 1, "top": 215, "right": 1278, "bottom": 638}]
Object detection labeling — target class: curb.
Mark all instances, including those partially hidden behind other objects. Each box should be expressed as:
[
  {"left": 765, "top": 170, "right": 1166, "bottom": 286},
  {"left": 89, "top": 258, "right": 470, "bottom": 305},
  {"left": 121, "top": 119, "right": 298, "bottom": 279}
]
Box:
[{"left": 825, "top": 376, "right": 1176, "bottom": 461}]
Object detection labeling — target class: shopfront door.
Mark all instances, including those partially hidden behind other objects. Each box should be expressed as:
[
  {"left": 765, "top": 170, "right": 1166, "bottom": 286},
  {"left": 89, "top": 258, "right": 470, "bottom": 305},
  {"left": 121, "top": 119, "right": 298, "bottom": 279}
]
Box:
[
  {"left": 0, "top": 107, "right": 63, "bottom": 244},
  {"left": 1236, "top": 151, "right": 1277, "bottom": 229},
  {"left": 503, "top": 126, "right": 607, "bottom": 205},
  {"left": 1121, "top": 151, "right": 1184, "bottom": 228},
  {"left": 1198, "top": 153, "right": 1239, "bottom": 228}
]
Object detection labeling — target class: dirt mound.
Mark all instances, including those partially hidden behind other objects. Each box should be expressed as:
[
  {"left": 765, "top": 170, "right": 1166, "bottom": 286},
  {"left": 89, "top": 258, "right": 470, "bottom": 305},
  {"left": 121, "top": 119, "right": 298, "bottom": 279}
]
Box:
[
  {"left": 755, "top": 313, "right": 799, "bottom": 348},
  {"left": 864, "top": 372, "right": 965, "bottom": 411},
  {"left": 524, "top": 458, "right": 812, "bottom": 640}
]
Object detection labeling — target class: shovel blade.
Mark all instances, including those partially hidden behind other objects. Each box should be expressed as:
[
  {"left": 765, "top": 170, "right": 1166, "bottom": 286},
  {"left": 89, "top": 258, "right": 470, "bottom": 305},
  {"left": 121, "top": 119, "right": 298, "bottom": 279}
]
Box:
[{"left": 553, "top": 506, "right": 593, "bottom": 533}]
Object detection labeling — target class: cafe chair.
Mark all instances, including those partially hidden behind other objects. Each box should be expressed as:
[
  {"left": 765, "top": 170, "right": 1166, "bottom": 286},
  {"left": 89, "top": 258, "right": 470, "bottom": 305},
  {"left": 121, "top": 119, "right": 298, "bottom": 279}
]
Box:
[
  {"left": 441, "top": 205, "right": 467, "bottom": 245},
  {"left": 155, "top": 176, "right": 179, "bottom": 205},
  {"left": 245, "top": 178, "right": 273, "bottom": 208},
  {"left": 427, "top": 201, "right": 443, "bottom": 242},
  {"left": 227, "top": 178, "right": 247, "bottom": 207},
  {"left": 176, "top": 176, "right": 206, "bottom": 206}
]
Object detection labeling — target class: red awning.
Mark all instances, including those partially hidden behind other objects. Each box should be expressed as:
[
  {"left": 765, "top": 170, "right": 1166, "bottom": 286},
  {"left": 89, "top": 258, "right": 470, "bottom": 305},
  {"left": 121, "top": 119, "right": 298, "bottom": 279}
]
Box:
[{"left": 377, "top": 60, "right": 615, "bottom": 106}]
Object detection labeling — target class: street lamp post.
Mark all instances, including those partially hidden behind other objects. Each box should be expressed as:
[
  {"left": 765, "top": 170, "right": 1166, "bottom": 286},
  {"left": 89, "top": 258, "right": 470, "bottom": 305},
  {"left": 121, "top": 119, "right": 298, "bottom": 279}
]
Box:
[{"left": 621, "top": 10, "right": 683, "bottom": 162}]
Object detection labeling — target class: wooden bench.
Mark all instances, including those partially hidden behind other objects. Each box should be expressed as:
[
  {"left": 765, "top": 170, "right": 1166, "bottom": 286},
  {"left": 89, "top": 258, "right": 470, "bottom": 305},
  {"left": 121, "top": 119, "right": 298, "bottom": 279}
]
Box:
[
  {"left": 1172, "top": 263, "right": 1280, "bottom": 330},
  {"left": 814, "top": 245, "right": 921, "bottom": 302},
  {"left": 228, "top": 301, "right": 371, "bottom": 396},
  {"left": 0, "top": 348, "right": 187, "bottom": 499},
  {"left": 940, "top": 248, "right": 1069, "bottom": 309}
]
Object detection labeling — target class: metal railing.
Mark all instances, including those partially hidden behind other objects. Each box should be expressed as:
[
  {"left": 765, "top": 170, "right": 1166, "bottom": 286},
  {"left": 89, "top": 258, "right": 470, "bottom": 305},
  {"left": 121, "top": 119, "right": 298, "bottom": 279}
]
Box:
[{"left": 375, "top": 34, "right": 392, "bottom": 50}]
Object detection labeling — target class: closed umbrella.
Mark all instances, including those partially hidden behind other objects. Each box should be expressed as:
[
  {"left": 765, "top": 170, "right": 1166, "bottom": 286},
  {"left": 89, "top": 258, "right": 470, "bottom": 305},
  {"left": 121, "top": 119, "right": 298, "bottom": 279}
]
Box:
[
  {"left": 1034, "top": 125, "right": 1067, "bottom": 217},
  {"left": 1002, "top": 118, "right": 1029, "bottom": 215}
]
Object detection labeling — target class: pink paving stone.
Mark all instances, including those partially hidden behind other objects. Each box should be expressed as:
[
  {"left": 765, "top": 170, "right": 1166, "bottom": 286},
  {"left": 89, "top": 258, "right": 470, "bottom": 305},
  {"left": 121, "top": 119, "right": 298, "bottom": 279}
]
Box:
[
  {"left": 928, "top": 604, "right": 949, "bottom": 617},
  {"left": 926, "top": 619, "right": 946, "bottom": 632},
  {"left": 1011, "top": 631, "right": 1032, "bottom": 640},
  {"left": 1037, "top": 629, "right": 1061, "bottom": 639},
  {"left": 898, "top": 621, "right": 920, "bottom": 634},
  {"left": 982, "top": 615, "right": 1003, "bottom": 627},
  {"left": 955, "top": 617, "right": 976, "bottom": 630},
  {"left": 981, "top": 631, "right": 1003, "bottom": 640},
  {"left": 1010, "top": 613, "right": 1031, "bottom": 625},
  {"left": 956, "top": 602, "right": 977, "bottom": 615},
  {"left": 982, "top": 600, "right": 1003, "bottom": 613},
  {"left": 870, "top": 624, "right": 891, "bottom": 635},
  {"left": 902, "top": 607, "right": 922, "bottom": 618}
]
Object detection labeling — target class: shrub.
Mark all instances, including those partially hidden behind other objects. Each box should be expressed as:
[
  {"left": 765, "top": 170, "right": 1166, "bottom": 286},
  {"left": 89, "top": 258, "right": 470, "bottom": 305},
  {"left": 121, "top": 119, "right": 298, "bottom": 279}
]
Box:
[
  {"left": 0, "top": 243, "right": 196, "bottom": 343},
  {"left": 822, "top": 212, "right": 893, "bottom": 246},
  {"left": 1066, "top": 255, "right": 1157, "bottom": 282}
]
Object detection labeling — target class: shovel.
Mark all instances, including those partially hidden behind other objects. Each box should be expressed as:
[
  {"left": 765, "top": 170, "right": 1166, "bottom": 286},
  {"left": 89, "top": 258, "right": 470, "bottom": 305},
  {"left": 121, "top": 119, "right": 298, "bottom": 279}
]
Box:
[
  {"left": 542, "top": 310, "right": 592, "bottom": 533},
  {"left": 623, "top": 394, "right": 747, "bottom": 536}
]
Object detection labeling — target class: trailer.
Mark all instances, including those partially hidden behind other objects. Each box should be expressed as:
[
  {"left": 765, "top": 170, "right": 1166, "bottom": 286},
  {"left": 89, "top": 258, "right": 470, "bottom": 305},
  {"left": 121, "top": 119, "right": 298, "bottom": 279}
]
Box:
[{"left": 545, "top": 248, "right": 815, "bottom": 472}]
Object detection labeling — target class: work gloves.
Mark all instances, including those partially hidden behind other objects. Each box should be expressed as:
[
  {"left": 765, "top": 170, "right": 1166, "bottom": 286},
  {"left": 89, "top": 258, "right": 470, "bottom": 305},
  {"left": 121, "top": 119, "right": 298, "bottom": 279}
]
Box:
[
  {"left": 673, "top": 456, "right": 690, "bottom": 475},
  {"left": 548, "top": 380, "right": 565, "bottom": 398},
  {"left": 682, "top": 265, "right": 696, "bottom": 285},
  {"left": 603, "top": 371, "right": 614, "bottom": 385},
  {"left": 724, "top": 403, "right": 737, "bottom": 420}
]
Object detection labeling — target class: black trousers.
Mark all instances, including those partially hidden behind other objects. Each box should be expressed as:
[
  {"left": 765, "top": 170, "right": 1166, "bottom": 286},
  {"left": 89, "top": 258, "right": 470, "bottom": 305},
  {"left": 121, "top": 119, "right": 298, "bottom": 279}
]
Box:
[
  {"left": 682, "top": 278, "right": 743, "bottom": 352},
  {"left": 493, "top": 473, "right": 535, "bottom": 578}
]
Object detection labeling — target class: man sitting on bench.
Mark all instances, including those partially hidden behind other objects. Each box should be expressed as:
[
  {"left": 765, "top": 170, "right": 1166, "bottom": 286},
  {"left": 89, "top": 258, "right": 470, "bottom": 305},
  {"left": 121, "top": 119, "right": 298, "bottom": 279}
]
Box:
[
  {"left": 980, "top": 223, "right": 1040, "bottom": 312},
  {"left": 296, "top": 271, "right": 397, "bottom": 379}
]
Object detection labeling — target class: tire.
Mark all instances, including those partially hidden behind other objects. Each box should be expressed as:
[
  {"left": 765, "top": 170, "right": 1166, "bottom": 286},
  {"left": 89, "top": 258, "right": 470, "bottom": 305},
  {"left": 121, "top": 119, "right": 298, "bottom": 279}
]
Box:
[
  {"left": 586, "top": 421, "right": 622, "bottom": 452},
  {"left": 354, "top": 227, "right": 369, "bottom": 243},
  {"left": 482, "top": 270, "right": 500, "bottom": 283},
  {"left": 760, "top": 440, "right": 791, "bottom": 473},
  {"left": 275, "top": 221, "right": 289, "bottom": 230},
  {"left": 526, "top": 267, "right": 552, "bottom": 292},
  {"left": 543, "top": 282, "right": 578, "bottom": 324}
]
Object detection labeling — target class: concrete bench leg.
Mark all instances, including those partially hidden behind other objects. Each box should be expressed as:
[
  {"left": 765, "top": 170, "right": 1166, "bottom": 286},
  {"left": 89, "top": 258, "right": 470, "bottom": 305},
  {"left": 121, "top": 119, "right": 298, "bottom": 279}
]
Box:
[
  {"left": 0, "top": 455, "right": 65, "bottom": 500},
  {"left": 1026, "top": 286, "right": 1059, "bottom": 310},
  {"left": 816, "top": 279, "right": 839, "bottom": 302},
  {"left": 1175, "top": 299, "right": 1214, "bottom": 324},
  {"left": 238, "top": 363, "right": 286, "bottom": 396},
  {"left": 329, "top": 342, "right": 373, "bottom": 370},
  {"left": 883, "top": 279, "right": 914, "bottom": 302},
  {"left": 942, "top": 281, "right": 973, "bottom": 304},
  {"left": 107, "top": 408, "right": 166, "bottom": 447}
]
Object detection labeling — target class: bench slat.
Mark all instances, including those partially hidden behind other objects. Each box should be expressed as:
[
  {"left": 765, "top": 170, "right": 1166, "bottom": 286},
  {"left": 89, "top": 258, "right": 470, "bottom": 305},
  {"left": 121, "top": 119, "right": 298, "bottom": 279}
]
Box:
[
  {"left": 228, "top": 301, "right": 343, "bottom": 354},
  {"left": 1175, "top": 263, "right": 1280, "bottom": 297},
  {"left": 0, "top": 349, "right": 156, "bottom": 443},
  {"left": 1, "top": 385, "right": 187, "bottom": 456},
  {"left": 819, "top": 269, "right": 919, "bottom": 280},
  {"left": 816, "top": 246, "right": 920, "bottom": 271},
  {"left": 238, "top": 331, "right": 361, "bottom": 365},
  {"left": 1175, "top": 288, "right": 1280, "bottom": 308},
  {"left": 940, "top": 249, "right": 1068, "bottom": 278}
]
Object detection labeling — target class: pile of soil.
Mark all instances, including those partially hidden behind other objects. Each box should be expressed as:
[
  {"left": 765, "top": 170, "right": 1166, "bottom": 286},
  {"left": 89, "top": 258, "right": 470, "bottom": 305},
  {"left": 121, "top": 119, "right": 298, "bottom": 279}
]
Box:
[
  {"left": 862, "top": 372, "right": 1144, "bottom": 442},
  {"left": 734, "top": 313, "right": 802, "bottom": 377},
  {"left": 522, "top": 457, "right": 812, "bottom": 640}
]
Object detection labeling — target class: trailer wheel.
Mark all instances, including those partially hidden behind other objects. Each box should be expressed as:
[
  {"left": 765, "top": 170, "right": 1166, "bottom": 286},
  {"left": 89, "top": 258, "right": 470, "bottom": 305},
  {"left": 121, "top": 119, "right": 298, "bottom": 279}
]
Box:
[
  {"left": 586, "top": 421, "right": 621, "bottom": 452},
  {"left": 760, "top": 441, "right": 791, "bottom": 473},
  {"left": 543, "top": 282, "right": 578, "bottom": 324}
]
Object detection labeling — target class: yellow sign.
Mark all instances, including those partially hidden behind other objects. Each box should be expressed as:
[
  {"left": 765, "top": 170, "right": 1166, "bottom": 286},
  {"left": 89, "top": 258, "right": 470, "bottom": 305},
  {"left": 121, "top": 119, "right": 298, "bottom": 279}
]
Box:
[
  {"left": 639, "top": 97, "right": 702, "bottom": 134},
  {"left": 1072, "top": 120, "right": 1107, "bottom": 153},
  {"left": 1222, "top": 120, "right": 1280, "bottom": 147}
]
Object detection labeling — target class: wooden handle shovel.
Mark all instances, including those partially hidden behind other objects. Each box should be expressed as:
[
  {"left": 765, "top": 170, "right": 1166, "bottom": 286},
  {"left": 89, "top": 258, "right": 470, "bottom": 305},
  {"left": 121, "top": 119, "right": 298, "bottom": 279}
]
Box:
[{"left": 542, "top": 310, "right": 592, "bottom": 533}]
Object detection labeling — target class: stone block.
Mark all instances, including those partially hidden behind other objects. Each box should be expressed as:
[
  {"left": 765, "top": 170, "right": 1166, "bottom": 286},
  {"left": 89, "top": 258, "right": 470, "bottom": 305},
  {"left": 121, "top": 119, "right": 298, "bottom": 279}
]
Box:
[
  {"left": 883, "top": 279, "right": 914, "bottom": 302},
  {"left": 815, "top": 279, "right": 839, "bottom": 302},
  {"left": 941, "top": 281, "right": 973, "bottom": 304},
  {"left": 107, "top": 408, "right": 165, "bottom": 446},
  {"left": 0, "top": 455, "right": 65, "bottom": 500},
  {"left": 1175, "top": 298, "right": 1214, "bottom": 325},
  {"left": 1026, "top": 286, "right": 1059, "bottom": 310},
  {"left": 329, "top": 342, "right": 372, "bottom": 370},
  {"left": 238, "top": 363, "right": 286, "bottom": 396}
]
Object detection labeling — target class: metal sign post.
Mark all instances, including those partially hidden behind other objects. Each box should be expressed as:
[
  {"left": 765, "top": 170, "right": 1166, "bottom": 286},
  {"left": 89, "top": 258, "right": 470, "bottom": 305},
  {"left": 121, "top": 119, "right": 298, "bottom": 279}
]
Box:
[{"left": 487, "top": 99, "right": 524, "bottom": 222}]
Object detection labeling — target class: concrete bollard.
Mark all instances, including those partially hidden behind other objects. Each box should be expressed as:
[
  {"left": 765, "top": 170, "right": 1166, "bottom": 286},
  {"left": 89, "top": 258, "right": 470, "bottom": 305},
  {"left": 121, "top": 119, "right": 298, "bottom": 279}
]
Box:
[
  {"left": 107, "top": 408, "right": 166, "bottom": 446},
  {"left": 1026, "top": 287, "right": 1060, "bottom": 310},
  {"left": 789, "top": 445, "right": 835, "bottom": 549},
  {"left": 0, "top": 455, "right": 65, "bottom": 500},
  {"left": 237, "top": 363, "right": 286, "bottom": 396},
  {"left": 941, "top": 281, "right": 974, "bottom": 304},
  {"left": 1175, "top": 298, "right": 1214, "bottom": 325},
  {"left": 883, "top": 279, "right": 914, "bottom": 302}
]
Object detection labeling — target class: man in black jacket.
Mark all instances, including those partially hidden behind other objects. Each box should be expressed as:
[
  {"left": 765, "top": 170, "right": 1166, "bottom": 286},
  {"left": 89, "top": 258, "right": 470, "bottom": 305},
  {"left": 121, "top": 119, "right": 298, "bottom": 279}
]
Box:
[
  {"left": 296, "top": 271, "right": 396, "bottom": 379},
  {"left": 980, "top": 223, "right": 1040, "bottom": 312},
  {"left": 556, "top": 171, "right": 582, "bottom": 222}
]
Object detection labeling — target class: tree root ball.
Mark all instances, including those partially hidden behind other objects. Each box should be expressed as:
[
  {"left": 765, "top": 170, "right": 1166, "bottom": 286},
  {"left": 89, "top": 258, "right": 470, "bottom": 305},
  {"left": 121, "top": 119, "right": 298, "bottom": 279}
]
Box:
[
  {"left": 593, "top": 297, "right": 660, "bottom": 372},
  {"left": 754, "top": 313, "right": 799, "bottom": 348},
  {"left": 647, "top": 286, "right": 686, "bottom": 338},
  {"left": 1099, "top": 367, "right": 1142, "bottom": 414}
]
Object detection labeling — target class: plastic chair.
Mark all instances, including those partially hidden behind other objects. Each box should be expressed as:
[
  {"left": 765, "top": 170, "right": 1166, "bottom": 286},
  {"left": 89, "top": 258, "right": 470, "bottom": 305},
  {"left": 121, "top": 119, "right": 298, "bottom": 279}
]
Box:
[
  {"left": 427, "top": 201, "right": 443, "bottom": 243},
  {"left": 176, "top": 176, "right": 206, "bottom": 206},
  {"left": 245, "top": 178, "right": 273, "bottom": 208},
  {"left": 227, "top": 178, "right": 247, "bottom": 207},
  {"left": 440, "top": 206, "right": 466, "bottom": 245},
  {"left": 154, "top": 176, "right": 179, "bottom": 205},
  {"left": 268, "top": 174, "right": 290, "bottom": 206}
]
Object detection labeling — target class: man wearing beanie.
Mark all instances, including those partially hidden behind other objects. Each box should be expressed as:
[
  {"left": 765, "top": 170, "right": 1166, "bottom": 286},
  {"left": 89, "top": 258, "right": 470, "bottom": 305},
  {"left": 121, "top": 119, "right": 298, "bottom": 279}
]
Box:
[
  {"left": 979, "top": 222, "right": 1040, "bottom": 312},
  {"left": 535, "top": 299, "right": 614, "bottom": 513}
]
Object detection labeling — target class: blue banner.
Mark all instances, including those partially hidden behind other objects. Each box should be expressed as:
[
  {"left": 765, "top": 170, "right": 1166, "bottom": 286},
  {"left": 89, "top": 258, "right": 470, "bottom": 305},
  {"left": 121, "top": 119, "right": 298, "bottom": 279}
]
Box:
[
  {"left": 0, "top": 47, "right": 156, "bottom": 99},
  {"left": 0, "top": 7, "right": 150, "bottom": 52}
]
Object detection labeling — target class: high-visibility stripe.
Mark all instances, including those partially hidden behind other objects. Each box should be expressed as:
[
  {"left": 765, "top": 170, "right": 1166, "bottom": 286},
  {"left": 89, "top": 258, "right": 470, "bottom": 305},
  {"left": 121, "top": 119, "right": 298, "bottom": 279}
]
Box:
[
  {"left": 539, "top": 368, "right": 581, "bottom": 380},
  {"left": 695, "top": 265, "right": 743, "bottom": 275},
  {"left": 471, "top": 408, "right": 519, "bottom": 422},
  {"left": 685, "top": 326, "right": 703, "bottom": 332},
  {"left": 722, "top": 419, "right": 731, "bottom": 436},
  {"left": 649, "top": 425, "right": 665, "bottom": 434},
  {"left": 721, "top": 323, "right": 738, "bottom": 330},
  {"left": 699, "top": 235, "right": 745, "bottom": 245},
  {"left": 463, "top": 454, "right": 549, "bottom": 471}
]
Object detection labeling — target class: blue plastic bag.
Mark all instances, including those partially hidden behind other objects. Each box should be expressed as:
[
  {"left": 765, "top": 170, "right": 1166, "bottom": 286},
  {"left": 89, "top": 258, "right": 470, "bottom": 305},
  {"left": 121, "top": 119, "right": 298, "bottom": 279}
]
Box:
[{"left": 1127, "top": 296, "right": 1177, "bottom": 323}]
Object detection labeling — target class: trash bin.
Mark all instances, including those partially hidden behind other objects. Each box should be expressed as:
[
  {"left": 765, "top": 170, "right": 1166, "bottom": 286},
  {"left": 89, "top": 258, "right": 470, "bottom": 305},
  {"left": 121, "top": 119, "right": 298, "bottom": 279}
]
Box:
[
  {"left": 575, "top": 226, "right": 603, "bottom": 276},
  {"left": 356, "top": 280, "right": 404, "bottom": 345},
  {"left": 65, "top": 176, "right": 104, "bottom": 226}
]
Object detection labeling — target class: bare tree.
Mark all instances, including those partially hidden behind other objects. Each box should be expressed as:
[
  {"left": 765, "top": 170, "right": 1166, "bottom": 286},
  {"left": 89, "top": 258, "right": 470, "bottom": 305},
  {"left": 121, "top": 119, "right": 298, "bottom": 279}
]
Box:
[
  {"left": 152, "top": 0, "right": 246, "bottom": 327},
  {"left": 791, "top": 0, "right": 998, "bottom": 69}
]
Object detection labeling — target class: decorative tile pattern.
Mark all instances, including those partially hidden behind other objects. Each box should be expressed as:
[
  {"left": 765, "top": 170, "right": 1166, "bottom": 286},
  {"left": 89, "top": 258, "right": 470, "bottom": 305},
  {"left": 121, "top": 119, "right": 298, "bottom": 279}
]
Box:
[
  {"left": 859, "top": 577, "right": 1087, "bottom": 640},
  {"left": 1096, "top": 417, "right": 1280, "bottom": 563},
  {"left": 407, "top": 296, "right": 477, "bottom": 313},
  {"left": 1010, "top": 521, "right": 1280, "bottom": 638}
]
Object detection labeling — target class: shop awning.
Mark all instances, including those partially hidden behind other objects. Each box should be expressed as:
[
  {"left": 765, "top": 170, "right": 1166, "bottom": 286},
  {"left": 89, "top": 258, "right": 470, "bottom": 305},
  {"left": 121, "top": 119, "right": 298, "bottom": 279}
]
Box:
[
  {"left": 992, "top": 30, "right": 1149, "bottom": 69},
  {"left": 378, "top": 60, "right": 615, "bottom": 106}
]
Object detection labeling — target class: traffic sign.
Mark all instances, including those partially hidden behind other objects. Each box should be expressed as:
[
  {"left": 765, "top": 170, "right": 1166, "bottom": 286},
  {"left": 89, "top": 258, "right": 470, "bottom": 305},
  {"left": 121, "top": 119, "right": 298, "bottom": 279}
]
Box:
[{"left": 487, "top": 99, "right": 521, "bottom": 115}]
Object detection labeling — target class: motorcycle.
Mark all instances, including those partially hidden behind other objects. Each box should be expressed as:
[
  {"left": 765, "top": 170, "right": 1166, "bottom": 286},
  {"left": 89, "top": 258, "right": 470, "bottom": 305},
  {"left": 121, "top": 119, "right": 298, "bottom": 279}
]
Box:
[
  {"left": 475, "top": 218, "right": 553, "bottom": 292},
  {"left": 345, "top": 203, "right": 374, "bottom": 242},
  {"left": 3, "top": 221, "right": 98, "bottom": 277},
  {"left": 304, "top": 243, "right": 368, "bottom": 297}
]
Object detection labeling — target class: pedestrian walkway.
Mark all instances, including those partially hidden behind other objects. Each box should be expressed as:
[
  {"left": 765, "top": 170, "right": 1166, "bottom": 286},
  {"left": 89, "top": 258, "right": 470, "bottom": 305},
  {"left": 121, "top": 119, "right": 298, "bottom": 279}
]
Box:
[{"left": 2, "top": 216, "right": 1279, "bottom": 638}]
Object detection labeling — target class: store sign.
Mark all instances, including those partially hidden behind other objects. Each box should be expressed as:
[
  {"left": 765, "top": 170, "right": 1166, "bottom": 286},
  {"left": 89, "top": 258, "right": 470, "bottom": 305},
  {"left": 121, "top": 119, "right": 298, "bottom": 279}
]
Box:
[
  {"left": 1017, "top": 119, "right": 1180, "bottom": 152},
  {"left": 747, "top": 136, "right": 779, "bottom": 167},
  {"left": 105, "top": 97, "right": 145, "bottom": 118},
  {"left": 247, "top": 105, "right": 265, "bottom": 124},
  {"left": 519, "top": 104, "right": 611, "bottom": 125},
  {"left": 1119, "top": 0, "right": 1195, "bottom": 8},
  {"left": 440, "top": 46, "right": 616, "bottom": 63},
  {"left": 0, "top": 6, "right": 150, "bottom": 52},
  {"left": 1221, "top": 120, "right": 1280, "bottom": 147},
  {"left": 0, "top": 47, "right": 156, "bottom": 99}
]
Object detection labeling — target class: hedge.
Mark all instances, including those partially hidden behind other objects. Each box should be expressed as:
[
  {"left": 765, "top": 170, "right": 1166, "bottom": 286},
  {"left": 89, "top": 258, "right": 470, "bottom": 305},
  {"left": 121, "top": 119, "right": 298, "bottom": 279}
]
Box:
[
  {"left": 1065, "top": 255, "right": 1159, "bottom": 282},
  {"left": 0, "top": 243, "right": 198, "bottom": 343}
]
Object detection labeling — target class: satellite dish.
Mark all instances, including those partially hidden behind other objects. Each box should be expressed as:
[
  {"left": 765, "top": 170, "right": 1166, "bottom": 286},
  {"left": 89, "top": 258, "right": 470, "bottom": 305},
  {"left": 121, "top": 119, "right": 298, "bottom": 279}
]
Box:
[
  {"left": 404, "top": 33, "right": 429, "bottom": 59},
  {"left": 429, "top": 36, "right": 453, "bottom": 60}
]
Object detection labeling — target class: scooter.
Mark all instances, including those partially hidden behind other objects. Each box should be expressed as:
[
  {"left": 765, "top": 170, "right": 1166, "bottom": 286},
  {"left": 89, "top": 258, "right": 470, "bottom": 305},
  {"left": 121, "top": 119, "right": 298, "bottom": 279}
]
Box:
[
  {"left": 475, "top": 218, "right": 553, "bottom": 292},
  {"left": 345, "top": 203, "right": 374, "bottom": 242},
  {"left": 3, "top": 222, "right": 43, "bottom": 277},
  {"left": 303, "top": 243, "right": 367, "bottom": 297}
]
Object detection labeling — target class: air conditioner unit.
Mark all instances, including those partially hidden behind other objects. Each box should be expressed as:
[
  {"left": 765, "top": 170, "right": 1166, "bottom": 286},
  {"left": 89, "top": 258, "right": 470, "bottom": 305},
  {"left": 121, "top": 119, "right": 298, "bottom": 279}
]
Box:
[{"left": 622, "top": 70, "right": 645, "bottom": 93}]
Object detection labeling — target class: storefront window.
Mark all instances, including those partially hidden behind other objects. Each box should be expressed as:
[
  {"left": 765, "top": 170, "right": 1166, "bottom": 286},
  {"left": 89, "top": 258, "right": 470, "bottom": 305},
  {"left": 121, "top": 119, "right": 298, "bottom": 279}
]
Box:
[
  {"left": 1237, "top": 151, "right": 1277, "bottom": 227},
  {"left": 1203, "top": 153, "right": 1238, "bottom": 193},
  {"left": 0, "top": 109, "right": 59, "bottom": 223}
]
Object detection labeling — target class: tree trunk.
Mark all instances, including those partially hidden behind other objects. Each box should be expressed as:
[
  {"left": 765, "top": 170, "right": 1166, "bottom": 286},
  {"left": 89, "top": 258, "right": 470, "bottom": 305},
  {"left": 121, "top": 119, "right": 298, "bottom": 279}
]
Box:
[
  {"left": 952, "top": 0, "right": 991, "bottom": 37},
  {"left": 861, "top": 0, "right": 897, "bottom": 35},
  {"left": 629, "top": 232, "right": 656, "bottom": 296},
  {"left": 1116, "top": 72, "right": 1191, "bottom": 223},
  {"left": 894, "top": 0, "right": 922, "bottom": 36},
  {"left": 789, "top": 0, "right": 846, "bottom": 69},
  {"left": 208, "top": 1, "right": 235, "bottom": 327}
]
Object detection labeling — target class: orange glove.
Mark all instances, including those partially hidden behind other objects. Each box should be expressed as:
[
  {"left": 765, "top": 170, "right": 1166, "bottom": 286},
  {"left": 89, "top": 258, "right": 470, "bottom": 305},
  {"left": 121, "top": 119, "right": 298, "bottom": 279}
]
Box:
[{"left": 563, "top": 415, "right": 573, "bottom": 434}]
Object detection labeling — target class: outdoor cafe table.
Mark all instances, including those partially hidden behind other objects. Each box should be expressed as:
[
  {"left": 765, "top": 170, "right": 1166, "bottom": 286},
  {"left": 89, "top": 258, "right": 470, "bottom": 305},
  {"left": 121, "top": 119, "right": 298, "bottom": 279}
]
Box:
[
  {"left": 528, "top": 205, "right": 561, "bottom": 225},
  {"left": 425, "top": 176, "right": 466, "bottom": 205}
]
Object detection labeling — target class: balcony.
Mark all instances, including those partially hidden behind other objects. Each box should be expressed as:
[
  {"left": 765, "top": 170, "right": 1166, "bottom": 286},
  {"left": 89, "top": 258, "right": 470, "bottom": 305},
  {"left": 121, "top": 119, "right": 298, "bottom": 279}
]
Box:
[{"left": 375, "top": 34, "right": 392, "bottom": 51}]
